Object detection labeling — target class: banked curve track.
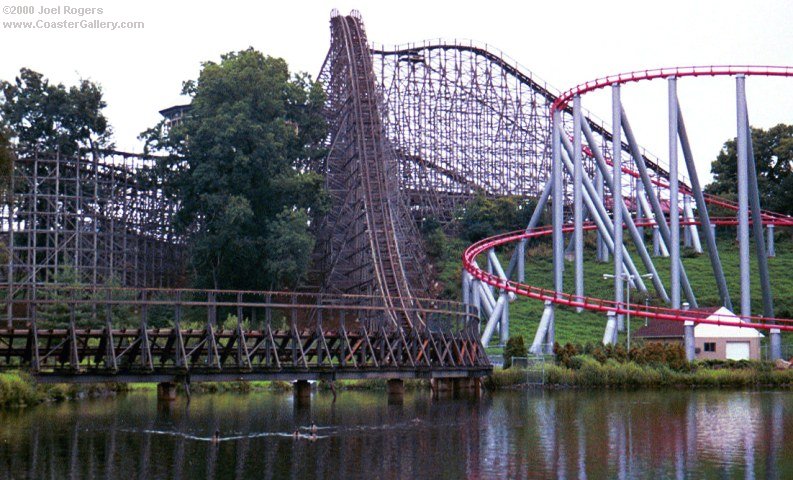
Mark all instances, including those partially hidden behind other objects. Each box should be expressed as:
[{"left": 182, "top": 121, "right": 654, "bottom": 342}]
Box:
[
  {"left": 319, "top": 11, "right": 792, "bottom": 335},
  {"left": 465, "top": 66, "right": 793, "bottom": 334}
]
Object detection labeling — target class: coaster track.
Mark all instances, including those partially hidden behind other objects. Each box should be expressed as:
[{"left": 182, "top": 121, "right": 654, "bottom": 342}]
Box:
[
  {"left": 315, "top": 12, "right": 429, "bottom": 329},
  {"left": 464, "top": 66, "right": 793, "bottom": 341},
  {"left": 315, "top": 13, "right": 792, "bottom": 341}
]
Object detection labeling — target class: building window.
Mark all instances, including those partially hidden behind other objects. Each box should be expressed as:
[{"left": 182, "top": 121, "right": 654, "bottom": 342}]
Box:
[{"left": 704, "top": 342, "right": 716, "bottom": 352}]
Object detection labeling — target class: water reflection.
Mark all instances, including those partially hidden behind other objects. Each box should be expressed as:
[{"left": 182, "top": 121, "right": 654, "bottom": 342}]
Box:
[{"left": 0, "top": 389, "right": 791, "bottom": 479}]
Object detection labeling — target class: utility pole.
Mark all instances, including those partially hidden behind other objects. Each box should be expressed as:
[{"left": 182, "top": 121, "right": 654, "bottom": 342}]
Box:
[{"left": 604, "top": 273, "right": 654, "bottom": 350}]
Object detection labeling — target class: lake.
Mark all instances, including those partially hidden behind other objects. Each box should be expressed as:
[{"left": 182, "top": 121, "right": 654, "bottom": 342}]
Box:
[{"left": 0, "top": 388, "right": 790, "bottom": 479}]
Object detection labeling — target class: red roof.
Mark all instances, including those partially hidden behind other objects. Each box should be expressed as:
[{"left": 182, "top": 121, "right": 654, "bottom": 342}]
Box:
[
  {"left": 633, "top": 306, "right": 721, "bottom": 338},
  {"left": 633, "top": 319, "right": 684, "bottom": 338}
]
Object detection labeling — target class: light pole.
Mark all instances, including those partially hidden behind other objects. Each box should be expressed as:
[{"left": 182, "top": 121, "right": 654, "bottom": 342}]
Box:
[{"left": 603, "top": 272, "right": 654, "bottom": 351}]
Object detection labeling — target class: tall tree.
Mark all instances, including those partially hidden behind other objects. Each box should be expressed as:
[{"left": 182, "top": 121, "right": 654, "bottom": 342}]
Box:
[
  {"left": 0, "top": 127, "right": 13, "bottom": 196},
  {"left": 0, "top": 68, "right": 112, "bottom": 157},
  {"left": 0, "top": 128, "right": 14, "bottom": 270},
  {"left": 706, "top": 124, "right": 793, "bottom": 214},
  {"left": 143, "top": 48, "right": 328, "bottom": 290}
]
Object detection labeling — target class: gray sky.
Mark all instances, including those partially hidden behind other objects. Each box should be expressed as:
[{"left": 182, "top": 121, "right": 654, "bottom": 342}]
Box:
[{"left": 2, "top": 0, "right": 792, "bottom": 182}]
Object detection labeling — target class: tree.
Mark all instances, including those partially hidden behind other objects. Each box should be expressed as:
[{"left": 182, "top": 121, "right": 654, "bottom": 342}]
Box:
[
  {"left": 459, "top": 194, "right": 540, "bottom": 242},
  {"left": 0, "top": 128, "right": 13, "bottom": 272},
  {"left": 0, "top": 127, "right": 13, "bottom": 196},
  {"left": 503, "top": 335, "right": 527, "bottom": 369},
  {"left": 1, "top": 68, "right": 112, "bottom": 157},
  {"left": 142, "top": 48, "right": 328, "bottom": 290},
  {"left": 706, "top": 124, "right": 793, "bottom": 215}
]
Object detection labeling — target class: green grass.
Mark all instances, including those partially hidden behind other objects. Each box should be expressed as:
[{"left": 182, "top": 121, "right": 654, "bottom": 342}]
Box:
[
  {"left": 0, "top": 376, "right": 304, "bottom": 409},
  {"left": 435, "top": 229, "right": 793, "bottom": 348},
  {"left": 0, "top": 371, "right": 130, "bottom": 408},
  {"left": 0, "top": 371, "right": 40, "bottom": 407}
]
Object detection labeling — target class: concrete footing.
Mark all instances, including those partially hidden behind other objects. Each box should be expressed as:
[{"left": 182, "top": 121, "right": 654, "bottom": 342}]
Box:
[
  {"left": 770, "top": 329, "right": 781, "bottom": 360},
  {"left": 684, "top": 322, "right": 695, "bottom": 361},
  {"left": 157, "top": 382, "right": 177, "bottom": 401},
  {"left": 453, "top": 378, "right": 475, "bottom": 395},
  {"left": 294, "top": 380, "right": 311, "bottom": 406},
  {"left": 387, "top": 378, "right": 404, "bottom": 404},
  {"left": 431, "top": 378, "right": 481, "bottom": 399},
  {"left": 432, "top": 378, "right": 453, "bottom": 397}
]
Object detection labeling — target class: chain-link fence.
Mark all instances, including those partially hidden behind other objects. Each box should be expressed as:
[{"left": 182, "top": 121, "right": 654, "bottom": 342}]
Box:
[
  {"left": 487, "top": 354, "right": 504, "bottom": 368},
  {"left": 511, "top": 355, "right": 552, "bottom": 386},
  {"left": 761, "top": 344, "right": 793, "bottom": 361}
]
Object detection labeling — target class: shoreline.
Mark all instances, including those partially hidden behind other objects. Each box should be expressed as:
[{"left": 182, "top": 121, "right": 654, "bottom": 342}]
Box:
[
  {"left": 485, "top": 358, "right": 793, "bottom": 390},
  {"left": 4, "top": 360, "right": 793, "bottom": 408},
  {"left": 0, "top": 373, "right": 435, "bottom": 409}
]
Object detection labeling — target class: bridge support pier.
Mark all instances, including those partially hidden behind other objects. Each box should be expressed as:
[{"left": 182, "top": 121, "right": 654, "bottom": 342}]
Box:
[
  {"left": 387, "top": 379, "right": 404, "bottom": 404},
  {"left": 157, "top": 382, "right": 177, "bottom": 402},
  {"left": 603, "top": 311, "right": 618, "bottom": 346},
  {"left": 431, "top": 378, "right": 454, "bottom": 399},
  {"left": 770, "top": 329, "right": 781, "bottom": 360},
  {"left": 431, "top": 378, "right": 480, "bottom": 399},
  {"left": 294, "top": 380, "right": 312, "bottom": 406},
  {"left": 684, "top": 321, "right": 695, "bottom": 361},
  {"left": 683, "top": 302, "right": 695, "bottom": 361},
  {"left": 453, "top": 378, "right": 479, "bottom": 396}
]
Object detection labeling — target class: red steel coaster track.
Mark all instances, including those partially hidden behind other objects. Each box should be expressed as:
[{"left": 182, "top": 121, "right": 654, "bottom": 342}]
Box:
[{"left": 464, "top": 66, "right": 793, "bottom": 335}]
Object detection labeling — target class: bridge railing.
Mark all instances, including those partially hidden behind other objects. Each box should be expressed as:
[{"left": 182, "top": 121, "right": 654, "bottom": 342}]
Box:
[{"left": 0, "top": 286, "right": 489, "bottom": 376}]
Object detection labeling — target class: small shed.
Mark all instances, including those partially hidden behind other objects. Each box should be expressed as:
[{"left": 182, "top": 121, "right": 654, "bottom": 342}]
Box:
[{"left": 694, "top": 307, "right": 764, "bottom": 361}]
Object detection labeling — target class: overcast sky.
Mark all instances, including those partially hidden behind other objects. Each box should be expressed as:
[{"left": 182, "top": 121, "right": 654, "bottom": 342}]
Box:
[{"left": 2, "top": 0, "right": 792, "bottom": 183}]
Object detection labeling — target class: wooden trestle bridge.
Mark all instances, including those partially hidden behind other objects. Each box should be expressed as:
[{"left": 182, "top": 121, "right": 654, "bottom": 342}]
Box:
[
  {"left": 0, "top": 288, "right": 490, "bottom": 385},
  {"left": 0, "top": 12, "right": 494, "bottom": 393}
]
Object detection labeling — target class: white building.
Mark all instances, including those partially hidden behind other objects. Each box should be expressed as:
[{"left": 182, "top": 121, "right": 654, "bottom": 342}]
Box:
[{"left": 693, "top": 307, "right": 764, "bottom": 361}]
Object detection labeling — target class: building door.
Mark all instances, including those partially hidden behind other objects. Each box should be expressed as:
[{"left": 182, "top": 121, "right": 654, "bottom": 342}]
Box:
[{"left": 725, "top": 341, "right": 750, "bottom": 360}]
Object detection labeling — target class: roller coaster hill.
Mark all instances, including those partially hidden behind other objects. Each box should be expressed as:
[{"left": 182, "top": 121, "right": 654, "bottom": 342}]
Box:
[{"left": 1, "top": 10, "right": 791, "bottom": 386}]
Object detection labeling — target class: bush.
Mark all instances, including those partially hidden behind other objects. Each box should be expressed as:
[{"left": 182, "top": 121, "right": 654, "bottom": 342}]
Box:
[
  {"left": 553, "top": 342, "right": 580, "bottom": 368},
  {"left": 221, "top": 314, "right": 251, "bottom": 331},
  {"left": 681, "top": 247, "right": 700, "bottom": 258},
  {"left": 423, "top": 227, "right": 448, "bottom": 260},
  {"left": 566, "top": 355, "right": 585, "bottom": 370},
  {"left": 481, "top": 358, "right": 793, "bottom": 390},
  {"left": 0, "top": 372, "right": 40, "bottom": 407},
  {"left": 503, "top": 336, "right": 527, "bottom": 369},
  {"left": 592, "top": 347, "right": 607, "bottom": 364},
  {"left": 578, "top": 356, "right": 606, "bottom": 386},
  {"left": 544, "top": 365, "right": 575, "bottom": 385},
  {"left": 694, "top": 359, "right": 772, "bottom": 371},
  {"left": 552, "top": 341, "right": 689, "bottom": 372},
  {"left": 484, "top": 368, "right": 529, "bottom": 389}
]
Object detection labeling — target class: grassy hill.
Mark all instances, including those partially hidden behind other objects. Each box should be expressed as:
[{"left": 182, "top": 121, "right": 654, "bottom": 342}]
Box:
[{"left": 433, "top": 229, "right": 793, "bottom": 351}]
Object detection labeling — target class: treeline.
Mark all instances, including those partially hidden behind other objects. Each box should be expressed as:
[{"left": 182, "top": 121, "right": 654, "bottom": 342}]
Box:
[{"left": 707, "top": 124, "right": 793, "bottom": 215}]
